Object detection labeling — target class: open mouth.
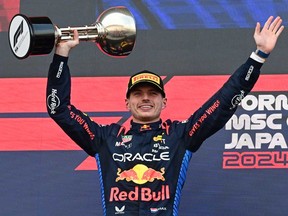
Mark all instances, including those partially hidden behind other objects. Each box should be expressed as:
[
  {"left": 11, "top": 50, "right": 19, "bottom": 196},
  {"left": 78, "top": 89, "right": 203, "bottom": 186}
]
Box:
[{"left": 139, "top": 104, "right": 153, "bottom": 111}]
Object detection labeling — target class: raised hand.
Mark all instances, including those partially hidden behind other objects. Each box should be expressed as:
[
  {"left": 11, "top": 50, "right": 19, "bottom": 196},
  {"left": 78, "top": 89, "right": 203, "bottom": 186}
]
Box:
[
  {"left": 55, "top": 29, "right": 80, "bottom": 57},
  {"left": 254, "top": 16, "right": 284, "bottom": 54}
]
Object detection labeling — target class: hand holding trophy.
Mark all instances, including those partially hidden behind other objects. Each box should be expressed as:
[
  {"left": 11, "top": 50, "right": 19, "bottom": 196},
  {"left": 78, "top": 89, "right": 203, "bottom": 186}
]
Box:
[{"left": 8, "top": 6, "right": 136, "bottom": 59}]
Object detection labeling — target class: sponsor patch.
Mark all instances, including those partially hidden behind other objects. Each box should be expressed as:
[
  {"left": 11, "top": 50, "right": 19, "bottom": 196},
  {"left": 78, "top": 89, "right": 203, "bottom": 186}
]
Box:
[
  {"left": 47, "top": 88, "right": 60, "bottom": 114},
  {"left": 131, "top": 73, "right": 160, "bottom": 85}
]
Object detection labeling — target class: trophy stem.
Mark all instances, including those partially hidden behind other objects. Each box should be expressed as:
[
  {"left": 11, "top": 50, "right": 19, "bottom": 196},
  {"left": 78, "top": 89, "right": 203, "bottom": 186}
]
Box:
[{"left": 57, "top": 24, "right": 104, "bottom": 41}]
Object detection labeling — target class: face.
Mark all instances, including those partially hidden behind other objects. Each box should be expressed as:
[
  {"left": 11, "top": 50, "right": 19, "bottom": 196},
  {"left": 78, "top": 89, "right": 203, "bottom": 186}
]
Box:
[{"left": 125, "top": 83, "right": 167, "bottom": 124}]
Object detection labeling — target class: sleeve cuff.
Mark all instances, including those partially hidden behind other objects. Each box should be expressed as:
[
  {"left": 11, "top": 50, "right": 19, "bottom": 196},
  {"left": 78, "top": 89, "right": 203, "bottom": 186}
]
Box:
[
  {"left": 250, "top": 51, "right": 266, "bottom": 63},
  {"left": 53, "top": 54, "right": 69, "bottom": 64}
]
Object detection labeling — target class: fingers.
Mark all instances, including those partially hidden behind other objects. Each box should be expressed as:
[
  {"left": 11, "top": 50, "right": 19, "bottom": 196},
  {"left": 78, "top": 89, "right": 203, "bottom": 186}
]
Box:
[
  {"left": 270, "top": 16, "right": 283, "bottom": 33},
  {"left": 263, "top": 16, "right": 285, "bottom": 36},
  {"left": 55, "top": 30, "right": 79, "bottom": 57},
  {"left": 263, "top": 16, "right": 274, "bottom": 30},
  {"left": 73, "top": 29, "right": 80, "bottom": 43},
  {"left": 273, "top": 18, "right": 285, "bottom": 37},
  {"left": 275, "top": 25, "right": 285, "bottom": 37}
]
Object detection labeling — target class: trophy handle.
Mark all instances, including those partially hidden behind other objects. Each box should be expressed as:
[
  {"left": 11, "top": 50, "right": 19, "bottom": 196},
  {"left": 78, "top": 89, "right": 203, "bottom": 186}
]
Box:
[{"left": 8, "top": 6, "right": 136, "bottom": 59}]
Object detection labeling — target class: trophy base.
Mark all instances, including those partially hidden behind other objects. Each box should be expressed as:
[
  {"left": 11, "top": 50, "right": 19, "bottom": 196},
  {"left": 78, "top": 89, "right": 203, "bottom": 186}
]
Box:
[{"left": 8, "top": 14, "right": 55, "bottom": 59}]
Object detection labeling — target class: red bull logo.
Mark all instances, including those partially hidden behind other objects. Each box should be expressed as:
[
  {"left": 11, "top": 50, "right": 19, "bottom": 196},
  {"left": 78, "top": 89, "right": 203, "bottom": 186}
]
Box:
[
  {"left": 141, "top": 167, "right": 165, "bottom": 182},
  {"left": 116, "top": 168, "right": 139, "bottom": 182},
  {"left": 109, "top": 185, "right": 170, "bottom": 202},
  {"left": 140, "top": 124, "right": 152, "bottom": 131},
  {"left": 115, "top": 164, "right": 165, "bottom": 184},
  {"left": 111, "top": 164, "right": 169, "bottom": 202}
]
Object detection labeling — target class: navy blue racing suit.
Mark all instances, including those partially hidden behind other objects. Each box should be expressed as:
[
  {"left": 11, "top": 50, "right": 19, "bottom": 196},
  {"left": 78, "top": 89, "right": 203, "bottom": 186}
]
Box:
[{"left": 46, "top": 54, "right": 262, "bottom": 215}]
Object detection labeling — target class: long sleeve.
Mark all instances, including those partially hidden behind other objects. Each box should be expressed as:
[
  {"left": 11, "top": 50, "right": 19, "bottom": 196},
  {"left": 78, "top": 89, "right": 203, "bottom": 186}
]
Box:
[
  {"left": 182, "top": 57, "right": 263, "bottom": 152},
  {"left": 46, "top": 54, "right": 101, "bottom": 156}
]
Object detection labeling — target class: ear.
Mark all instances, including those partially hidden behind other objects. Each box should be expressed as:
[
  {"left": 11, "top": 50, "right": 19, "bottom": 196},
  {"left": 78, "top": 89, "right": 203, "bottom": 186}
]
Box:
[
  {"left": 162, "top": 98, "right": 167, "bottom": 109},
  {"left": 125, "top": 98, "right": 130, "bottom": 110}
]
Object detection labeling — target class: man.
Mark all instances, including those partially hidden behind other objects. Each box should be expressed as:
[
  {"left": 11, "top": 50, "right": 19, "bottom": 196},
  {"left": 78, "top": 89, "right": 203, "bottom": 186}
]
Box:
[{"left": 46, "top": 16, "right": 284, "bottom": 215}]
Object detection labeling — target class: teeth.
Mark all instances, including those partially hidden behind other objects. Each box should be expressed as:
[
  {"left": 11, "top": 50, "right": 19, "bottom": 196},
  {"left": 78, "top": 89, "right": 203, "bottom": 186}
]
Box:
[{"left": 140, "top": 105, "right": 152, "bottom": 109}]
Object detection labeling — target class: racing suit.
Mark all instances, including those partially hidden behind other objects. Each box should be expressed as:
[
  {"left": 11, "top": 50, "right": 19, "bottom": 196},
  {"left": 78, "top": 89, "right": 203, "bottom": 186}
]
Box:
[{"left": 46, "top": 53, "right": 262, "bottom": 215}]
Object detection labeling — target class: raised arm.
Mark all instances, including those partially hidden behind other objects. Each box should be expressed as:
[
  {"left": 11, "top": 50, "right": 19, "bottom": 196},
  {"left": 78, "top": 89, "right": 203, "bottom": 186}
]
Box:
[
  {"left": 184, "top": 16, "right": 284, "bottom": 152},
  {"left": 46, "top": 30, "right": 102, "bottom": 156}
]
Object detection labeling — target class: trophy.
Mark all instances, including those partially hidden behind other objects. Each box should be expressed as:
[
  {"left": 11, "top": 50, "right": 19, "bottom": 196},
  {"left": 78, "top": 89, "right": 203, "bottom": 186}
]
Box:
[{"left": 8, "top": 6, "right": 136, "bottom": 59}]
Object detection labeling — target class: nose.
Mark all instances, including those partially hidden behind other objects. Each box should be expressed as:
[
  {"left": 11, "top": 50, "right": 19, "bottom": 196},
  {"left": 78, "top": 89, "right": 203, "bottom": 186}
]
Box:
[{"left": 142, "top": 93, "right": 150, "bottom": 100}]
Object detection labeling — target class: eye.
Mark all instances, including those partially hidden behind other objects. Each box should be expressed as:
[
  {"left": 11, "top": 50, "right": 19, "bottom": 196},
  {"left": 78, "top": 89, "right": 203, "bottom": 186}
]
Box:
[
  {"left": 132, "top": 91, "right": 141, "bottom": 96},
  {"left": 150, "top": 91, "right": 159, "bottom": 96}
]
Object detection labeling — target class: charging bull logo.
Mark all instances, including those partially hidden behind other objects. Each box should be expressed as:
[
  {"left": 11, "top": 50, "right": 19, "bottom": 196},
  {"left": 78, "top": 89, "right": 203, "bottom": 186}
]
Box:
[
  {"left": 111, "top": 164, "right": 169, "bottom": 202},
  {"left": 116, "top": 164, "right": 165, "bottom": 184}
]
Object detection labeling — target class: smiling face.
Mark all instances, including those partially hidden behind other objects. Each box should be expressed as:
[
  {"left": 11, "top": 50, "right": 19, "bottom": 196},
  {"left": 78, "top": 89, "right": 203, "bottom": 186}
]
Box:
[{"left": 125, "top": 83, "right": 167, "bottom": 124}]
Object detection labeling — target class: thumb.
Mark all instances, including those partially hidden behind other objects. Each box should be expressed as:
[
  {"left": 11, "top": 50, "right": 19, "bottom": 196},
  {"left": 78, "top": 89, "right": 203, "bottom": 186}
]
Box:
[{"left": 254, "top": 22, "right": 261, "bottom": 37}]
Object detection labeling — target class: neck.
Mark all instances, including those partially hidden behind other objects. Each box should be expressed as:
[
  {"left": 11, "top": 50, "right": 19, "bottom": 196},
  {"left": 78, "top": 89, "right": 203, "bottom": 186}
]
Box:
[{"left": 132, "top": 118, "right": 160, "bottom": 124}]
